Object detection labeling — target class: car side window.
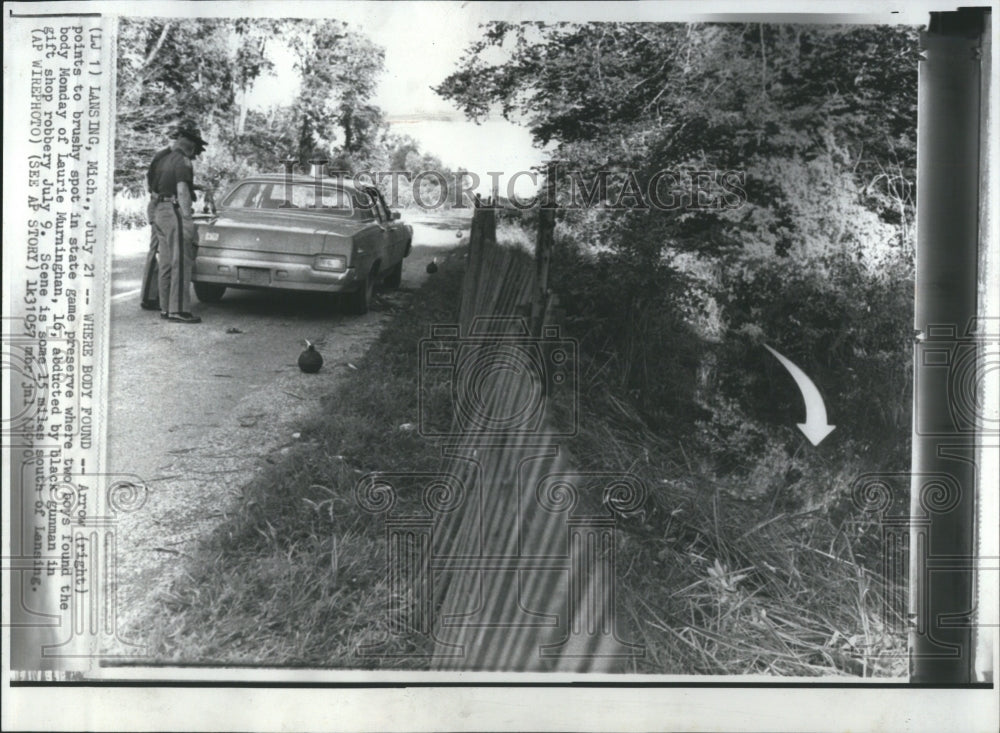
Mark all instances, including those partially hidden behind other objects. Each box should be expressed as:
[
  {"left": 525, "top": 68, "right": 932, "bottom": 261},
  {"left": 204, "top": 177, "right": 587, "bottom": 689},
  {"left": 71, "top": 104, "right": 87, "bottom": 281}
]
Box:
[
  {"left": 351, "top": 189, "right": 376, "bottom": 221},
  {"left": 262, "top": 183, "right": 293, "bottom": 209},
  {"left": 363, "top": 188, "right": 385, "bottom": 223},
  {"left": 222, "top": 182, "right": 354, "bottom": 215},
  {"left": 223, "top": 182, "right": 263, "bottom": 208},
  {"left": 375, "top": 191, "right": 392, "bottom": 222}
]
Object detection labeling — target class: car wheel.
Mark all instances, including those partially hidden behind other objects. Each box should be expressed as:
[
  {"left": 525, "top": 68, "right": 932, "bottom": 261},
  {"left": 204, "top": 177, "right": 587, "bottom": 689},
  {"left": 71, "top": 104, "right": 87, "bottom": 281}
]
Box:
[
  {"left": 194, "top": 282, "right": 226, "bottom": 303},
  {"left": 346, "top": 267, "right": 376, "bottom": 315},
  {"left": 383, "top": 261, "right": 403, "bottom": 289}
]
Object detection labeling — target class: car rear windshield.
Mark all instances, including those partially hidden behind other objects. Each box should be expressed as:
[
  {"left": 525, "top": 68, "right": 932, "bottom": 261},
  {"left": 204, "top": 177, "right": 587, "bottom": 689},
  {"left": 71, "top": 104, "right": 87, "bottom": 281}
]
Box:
[{"left": 222, "top": 181, "right": 357, "bottom": 216}]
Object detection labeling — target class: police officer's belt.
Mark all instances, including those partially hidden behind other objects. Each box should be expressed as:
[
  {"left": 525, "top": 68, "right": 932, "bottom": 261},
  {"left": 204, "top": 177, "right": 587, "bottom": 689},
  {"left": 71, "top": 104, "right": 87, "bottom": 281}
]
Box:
[{"left": 150, "top": 193, "right": 179, "bottom": 204}]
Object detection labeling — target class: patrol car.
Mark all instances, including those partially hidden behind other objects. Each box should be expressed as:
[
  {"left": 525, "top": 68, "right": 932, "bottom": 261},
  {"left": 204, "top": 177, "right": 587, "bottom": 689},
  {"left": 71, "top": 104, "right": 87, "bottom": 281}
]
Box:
[{"left": 192, "top": 174, "right": 412, "bottom": 314}]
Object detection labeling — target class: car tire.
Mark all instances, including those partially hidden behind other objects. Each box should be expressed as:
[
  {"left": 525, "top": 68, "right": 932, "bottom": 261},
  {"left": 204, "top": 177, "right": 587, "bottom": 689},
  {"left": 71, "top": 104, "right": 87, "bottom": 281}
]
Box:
[
  {"left": 346, "top": 267, "right": 376, "bottom": 315},
  {"left": 193, "top": 282, "right": 226, "bottom": 303},
  {"left": 383, "top": 261, "right": 403, "bottom": 289}
]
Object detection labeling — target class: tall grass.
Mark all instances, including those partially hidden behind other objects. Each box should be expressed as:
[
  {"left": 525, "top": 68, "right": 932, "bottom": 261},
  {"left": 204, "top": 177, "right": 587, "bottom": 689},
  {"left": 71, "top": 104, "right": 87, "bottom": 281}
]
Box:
[
  {"left": 142, "top": 244, "right": 906, "bottom": 674},
  {"left": 535, "top": 210, "right": 910, "bottom": 674},
  {"left": 561, "top": 379, "right": 906, "bottom": 675}
]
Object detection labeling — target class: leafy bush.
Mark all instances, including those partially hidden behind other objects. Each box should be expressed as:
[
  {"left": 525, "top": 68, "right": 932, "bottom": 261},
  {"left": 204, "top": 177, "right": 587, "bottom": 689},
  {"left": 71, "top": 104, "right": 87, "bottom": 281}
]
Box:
[
  {"left": 549, "top": 230, "right": 711, "bottom": 433},
  {"left": 713, "top": 251, "right": 912, "bottom": 450},
  {"left": 113, "top": 190, "right": 149, "bottom": 230}
]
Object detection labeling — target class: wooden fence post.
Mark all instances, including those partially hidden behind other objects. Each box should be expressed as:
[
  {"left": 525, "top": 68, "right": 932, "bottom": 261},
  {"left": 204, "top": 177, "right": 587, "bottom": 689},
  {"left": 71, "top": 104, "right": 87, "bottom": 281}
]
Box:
[
  {"left": 531, "top": 164, "right": 557, "bottom": 336},
  {"left": 461, "top": 195, "right": 498, "bottom": 335}
]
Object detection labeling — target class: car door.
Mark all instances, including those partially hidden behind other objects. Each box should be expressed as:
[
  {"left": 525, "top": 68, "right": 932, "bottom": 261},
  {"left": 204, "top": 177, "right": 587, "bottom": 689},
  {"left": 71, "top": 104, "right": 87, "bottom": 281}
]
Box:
[
  {"left": 363, "top": 187, "right": 394, "bottom": 269},
  {"left": 373, "top": 189, "right": 407, "bottom": 265}
]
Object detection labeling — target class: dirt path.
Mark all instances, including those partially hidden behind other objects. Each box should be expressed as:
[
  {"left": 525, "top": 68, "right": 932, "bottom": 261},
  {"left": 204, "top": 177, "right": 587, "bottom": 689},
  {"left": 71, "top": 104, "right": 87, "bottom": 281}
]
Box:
[{"left": 105, "top": 214, "right": 469, "bottom": 654}]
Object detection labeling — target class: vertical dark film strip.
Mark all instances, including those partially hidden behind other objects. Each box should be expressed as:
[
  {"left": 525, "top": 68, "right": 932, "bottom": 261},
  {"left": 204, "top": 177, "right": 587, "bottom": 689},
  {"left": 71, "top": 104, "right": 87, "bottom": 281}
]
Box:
[{"left": 912, "top": 7, "right": 991, "bottom": 684}]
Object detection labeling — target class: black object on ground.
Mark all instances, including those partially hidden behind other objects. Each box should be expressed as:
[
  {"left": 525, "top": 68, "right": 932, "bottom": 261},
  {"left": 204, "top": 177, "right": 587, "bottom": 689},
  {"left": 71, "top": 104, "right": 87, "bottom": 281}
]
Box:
[{"left": 298, "top": 340, "right": 323, "bottom": 373}]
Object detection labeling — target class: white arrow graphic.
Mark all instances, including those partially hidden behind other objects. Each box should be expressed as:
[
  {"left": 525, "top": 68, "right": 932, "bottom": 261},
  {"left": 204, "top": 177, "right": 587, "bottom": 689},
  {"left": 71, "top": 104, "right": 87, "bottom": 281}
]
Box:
[{"left": 763, "top": 344, "right": 836, "bottom": 446}]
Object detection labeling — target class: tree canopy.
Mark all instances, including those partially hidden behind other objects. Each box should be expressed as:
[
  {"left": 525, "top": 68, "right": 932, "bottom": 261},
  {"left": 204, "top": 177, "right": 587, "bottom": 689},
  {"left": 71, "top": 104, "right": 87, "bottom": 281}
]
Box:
[
  {"left": 437, "top": 21, "right": 919, "bottom": 468},
  {"left": 436, "top": 22, "right": 918, "bottom": 260},
  {"left": 116, "top": 18, "right": 414, "bottom": 193}
]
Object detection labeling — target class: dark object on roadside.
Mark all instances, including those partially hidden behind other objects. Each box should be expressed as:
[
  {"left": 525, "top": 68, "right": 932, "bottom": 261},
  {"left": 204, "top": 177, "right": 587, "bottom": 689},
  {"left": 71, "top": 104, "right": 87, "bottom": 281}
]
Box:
[
  {"left": 140, "top": 299, "right": 160, "bottom": 311},
  {"left": 298, "top": 340, "right": 323, "bottom": 373},
  {"left": 167, "top": 312, "right": 202, "bottom": 324},
  {"left": 225, "top": 327, "right": 243, "bottom": 334},
  {"left": 456, "top": 230, "right": 463, "bottom": 238},
  {"left": 426, "top": 258, "right": 438, "bottom": 274}
]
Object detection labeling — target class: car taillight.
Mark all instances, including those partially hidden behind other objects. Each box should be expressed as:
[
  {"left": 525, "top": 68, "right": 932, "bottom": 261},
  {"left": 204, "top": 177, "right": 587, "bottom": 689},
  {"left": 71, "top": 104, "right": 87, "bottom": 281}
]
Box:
[{"left": 314, "top": 255, "right": 347, "bottom": 272}]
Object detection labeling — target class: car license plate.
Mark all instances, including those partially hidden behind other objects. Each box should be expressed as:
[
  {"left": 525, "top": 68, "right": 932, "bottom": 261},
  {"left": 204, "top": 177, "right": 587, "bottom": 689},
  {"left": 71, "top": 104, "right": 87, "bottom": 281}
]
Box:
[{"left": 237, "top": 267, "right": 270, "bottom": 285}]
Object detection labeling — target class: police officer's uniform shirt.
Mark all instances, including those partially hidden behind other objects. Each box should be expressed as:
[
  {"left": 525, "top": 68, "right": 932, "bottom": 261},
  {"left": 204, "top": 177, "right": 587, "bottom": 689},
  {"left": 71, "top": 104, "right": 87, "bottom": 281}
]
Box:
[
  {"left": 151, "top": 148, "right": 194, "bottom": 199},
  {"left": 146, "top": 147, "right": 172, "bottom": 193}
]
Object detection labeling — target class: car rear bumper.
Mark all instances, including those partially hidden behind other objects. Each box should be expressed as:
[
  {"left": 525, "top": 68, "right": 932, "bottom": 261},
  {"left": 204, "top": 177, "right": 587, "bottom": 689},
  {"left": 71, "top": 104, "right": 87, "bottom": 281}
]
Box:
[{"left": 193, "top": 253, "right": 360, "bottom": 292}]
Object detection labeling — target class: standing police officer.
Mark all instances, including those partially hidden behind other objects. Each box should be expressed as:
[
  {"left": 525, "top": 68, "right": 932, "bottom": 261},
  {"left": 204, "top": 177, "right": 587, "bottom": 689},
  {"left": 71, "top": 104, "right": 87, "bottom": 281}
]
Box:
[
  {"left": 149, "top": 122, "right": 207, "bottom": 323},
  {"left": 140, "top": 132, "right": 206, "bottom": 312},
  {"left": 139, "top": 143, "right": 172, "bottom": 311}
]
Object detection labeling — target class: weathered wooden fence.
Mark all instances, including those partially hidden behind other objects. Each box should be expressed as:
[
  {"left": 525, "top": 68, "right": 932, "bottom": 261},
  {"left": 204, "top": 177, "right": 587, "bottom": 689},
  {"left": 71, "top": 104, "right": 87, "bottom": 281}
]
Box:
[
  {"left": 357, "top": 200, "right": 645, "bottom": 670},
  {"left": 430, "top": 202, "right": 645, "bottom": 671}
]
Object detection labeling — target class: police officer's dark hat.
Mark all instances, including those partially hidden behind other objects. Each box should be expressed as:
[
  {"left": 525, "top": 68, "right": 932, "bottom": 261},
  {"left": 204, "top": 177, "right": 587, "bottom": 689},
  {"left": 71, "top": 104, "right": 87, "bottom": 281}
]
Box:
[{"left": 174, "top": 121, "right": 208, "bottom": 149}]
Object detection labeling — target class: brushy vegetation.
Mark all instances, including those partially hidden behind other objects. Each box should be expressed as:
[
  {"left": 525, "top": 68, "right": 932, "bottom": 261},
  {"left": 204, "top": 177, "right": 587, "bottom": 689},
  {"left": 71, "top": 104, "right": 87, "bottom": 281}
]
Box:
[
  {"left": 451, "top": 21, "right": 918, "bottom": 522},
  {"left": 556, "top": 335, "right": 907, "bottom": 675},
  {"left": 113, "top": 190, "right": 149, "bottom": 230},
  {"left": 146, "top": 244, "right": 906, "bottom": 675}
]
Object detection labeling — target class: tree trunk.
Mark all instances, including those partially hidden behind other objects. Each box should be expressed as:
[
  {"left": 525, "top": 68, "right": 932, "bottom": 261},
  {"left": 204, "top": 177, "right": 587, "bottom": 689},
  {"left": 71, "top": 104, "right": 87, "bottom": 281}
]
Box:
[{"left": 342, "top": 108, "right": 354, "bottom": 152}]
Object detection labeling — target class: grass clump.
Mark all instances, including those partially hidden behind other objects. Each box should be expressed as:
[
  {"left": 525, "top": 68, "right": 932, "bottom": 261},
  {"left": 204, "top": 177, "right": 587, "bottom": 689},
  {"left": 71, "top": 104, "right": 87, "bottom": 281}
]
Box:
[{"left": 564, "top": 387, "right": 907, "bottom": 676}]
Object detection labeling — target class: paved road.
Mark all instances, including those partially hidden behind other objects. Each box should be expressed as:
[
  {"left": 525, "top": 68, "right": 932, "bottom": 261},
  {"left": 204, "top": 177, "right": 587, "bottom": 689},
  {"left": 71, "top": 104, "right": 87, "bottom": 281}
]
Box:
[
  {"left": 105, "top": 213, "right": 469, "bottom": 649},
  {"left": 107, "top": 214, "right": 467, "bottom": 479}
]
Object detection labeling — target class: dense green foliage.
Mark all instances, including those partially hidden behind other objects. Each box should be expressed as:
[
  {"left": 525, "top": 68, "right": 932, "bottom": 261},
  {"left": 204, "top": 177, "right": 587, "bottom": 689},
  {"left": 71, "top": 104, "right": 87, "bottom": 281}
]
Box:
[{"left": 440, "top": 22, "right": 918, "bottom": 506}]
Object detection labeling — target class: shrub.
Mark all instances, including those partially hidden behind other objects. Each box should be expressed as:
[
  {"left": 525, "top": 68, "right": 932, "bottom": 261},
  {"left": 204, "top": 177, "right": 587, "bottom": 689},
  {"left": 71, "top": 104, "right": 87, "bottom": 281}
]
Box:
[
  {"left": 711, "top": 244, "right": 913, "bottom": 468},
  {"left": 548, "top": 230, "right": 711, "bottom": 434},
  {"left": 113, "top": 190, "right": 149, "bottom": 230}
]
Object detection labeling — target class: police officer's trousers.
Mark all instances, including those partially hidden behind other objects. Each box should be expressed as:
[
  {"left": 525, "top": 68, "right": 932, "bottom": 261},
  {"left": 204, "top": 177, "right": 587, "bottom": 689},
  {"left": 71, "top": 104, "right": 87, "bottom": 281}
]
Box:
[
  {"left": 153, "top": 202, "right": 195, "bottom": 315},
  {"left": 140, "top": 198, "right": 160, "bottom": 306}
]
